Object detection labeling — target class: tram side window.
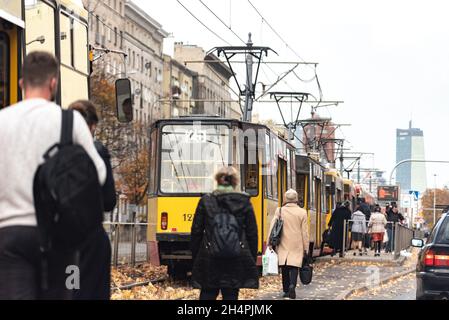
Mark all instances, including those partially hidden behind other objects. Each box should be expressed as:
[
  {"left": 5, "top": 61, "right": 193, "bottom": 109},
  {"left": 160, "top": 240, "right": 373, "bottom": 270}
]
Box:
[
  {"left": 243, "top": 136, "right": 258, "bottom": 196},
  {"left": 73, "top": 20, "right": 88, "bottom": 74},
  {"left": 0, "top": 32, "right": 9, "bottom": 109},
  {"left": 25, "top": 0, "right": 56, "bottom": 55},
  {"left": 297, "top": 174, "right": 307, "bottom": 208},
  {"left": 60, "top": 13, "right": 72, "bottom": 67}
]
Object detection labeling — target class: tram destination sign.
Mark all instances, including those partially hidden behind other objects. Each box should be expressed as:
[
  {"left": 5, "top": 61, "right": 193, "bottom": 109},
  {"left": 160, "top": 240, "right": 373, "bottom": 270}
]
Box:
[{"left": 377, "top": 185, "right": 399, "bottom": 202}]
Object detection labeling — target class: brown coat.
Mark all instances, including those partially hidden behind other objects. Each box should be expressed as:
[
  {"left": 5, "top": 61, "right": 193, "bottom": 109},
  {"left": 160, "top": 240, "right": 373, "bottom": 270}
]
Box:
[{"left": 268, "top": 203, "right": 309, "bottom": 267}]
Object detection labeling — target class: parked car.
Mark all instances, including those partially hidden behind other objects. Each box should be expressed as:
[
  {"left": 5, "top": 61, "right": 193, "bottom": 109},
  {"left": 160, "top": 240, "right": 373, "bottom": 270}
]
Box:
[{"left": 412, "top": 213, "right": 449, "bottom": 300}]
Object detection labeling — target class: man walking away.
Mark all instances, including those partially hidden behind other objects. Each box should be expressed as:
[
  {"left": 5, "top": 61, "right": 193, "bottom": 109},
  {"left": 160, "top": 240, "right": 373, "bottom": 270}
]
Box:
[
  {"left": 0, "top": 52, "right": 106, "bottom": 299},
  {"left": 69, "top": 100, "right": 115, "bottom": 300}
]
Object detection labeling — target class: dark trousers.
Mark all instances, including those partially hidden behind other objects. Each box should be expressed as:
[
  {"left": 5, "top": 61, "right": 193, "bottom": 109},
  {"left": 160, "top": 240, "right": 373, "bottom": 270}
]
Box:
[
  {"left": 0, "top": 226, "right": 74, "bottom": 300},
  {"left": 374, "top": 241, "right": 382, "bottom": 254},
  {"left": 281, "top": 265, "right": 299, "bottom": 292},
  {"left": 73, "top": 228, "right": 111, "bottom": 300},
  {"left": 200, "top": 288, "right": 239, "bottom": 300}
]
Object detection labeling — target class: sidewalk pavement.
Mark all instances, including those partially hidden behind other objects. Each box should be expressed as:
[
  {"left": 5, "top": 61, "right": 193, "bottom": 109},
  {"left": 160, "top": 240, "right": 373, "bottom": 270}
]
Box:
[{"left": 258, "top": 249, "right": 415, "bottom": 300}]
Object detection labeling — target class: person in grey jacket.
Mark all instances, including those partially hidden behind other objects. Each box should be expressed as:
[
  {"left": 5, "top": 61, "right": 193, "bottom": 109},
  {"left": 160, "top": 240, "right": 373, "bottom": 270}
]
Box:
[{"left": 351, "top": 209, "right": 367, "bottom": 256}]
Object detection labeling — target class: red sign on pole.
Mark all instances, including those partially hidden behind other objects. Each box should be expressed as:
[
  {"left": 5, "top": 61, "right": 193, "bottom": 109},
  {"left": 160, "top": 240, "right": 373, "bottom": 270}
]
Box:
[{"left": 377, "top": 185, "right": 399, "bottom": 202}]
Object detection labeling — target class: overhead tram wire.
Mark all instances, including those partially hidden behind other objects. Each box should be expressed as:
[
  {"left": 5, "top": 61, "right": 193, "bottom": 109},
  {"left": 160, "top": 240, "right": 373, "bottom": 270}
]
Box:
[
  {"left": 198, "top": 0, "right": 246, "bottom": 45},
  {"left": 176, "top": 0, "right": 232, "bottom": 46}
]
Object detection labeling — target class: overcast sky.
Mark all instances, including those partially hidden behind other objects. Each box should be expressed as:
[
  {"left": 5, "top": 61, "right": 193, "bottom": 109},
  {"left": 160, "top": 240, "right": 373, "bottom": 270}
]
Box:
[{"left": 134, "top": 0, "right": 449, "bottom": 189}]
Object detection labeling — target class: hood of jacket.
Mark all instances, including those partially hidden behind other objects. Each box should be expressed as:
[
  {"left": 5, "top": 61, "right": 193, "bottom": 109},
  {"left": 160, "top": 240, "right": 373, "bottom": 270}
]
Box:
[{"left": 213, "top": 191, "right": 251, "bottom": 214}]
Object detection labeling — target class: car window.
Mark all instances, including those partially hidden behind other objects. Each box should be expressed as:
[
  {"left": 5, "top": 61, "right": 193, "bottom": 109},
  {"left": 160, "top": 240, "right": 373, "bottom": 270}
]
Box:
[
  {"left": 435, "top": 217, "right": 449, "bottom": 244},
  {"left": 428, "top": 217, "right": 443, "bottom": 244}
]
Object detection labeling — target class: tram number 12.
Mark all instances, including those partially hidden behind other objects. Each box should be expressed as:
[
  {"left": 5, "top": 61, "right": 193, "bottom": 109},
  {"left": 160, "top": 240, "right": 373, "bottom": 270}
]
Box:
[{"left": 183, "top": 214, "right": 193, "bottom": 222}]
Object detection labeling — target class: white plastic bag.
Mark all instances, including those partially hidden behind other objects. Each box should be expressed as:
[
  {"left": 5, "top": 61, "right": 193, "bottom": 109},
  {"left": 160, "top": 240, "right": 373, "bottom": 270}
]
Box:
[
  {"left": 383, "top": 230, "right": 389, "bottom": 243},
  {"left": 262, "top": 248, "right": 279, "bottom": 276}
]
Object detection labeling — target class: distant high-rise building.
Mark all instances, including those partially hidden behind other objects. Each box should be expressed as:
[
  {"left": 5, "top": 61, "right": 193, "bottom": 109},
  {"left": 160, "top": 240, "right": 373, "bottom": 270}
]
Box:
[{"left": 396, "top": 121, "right": 427, "bottom": 193}]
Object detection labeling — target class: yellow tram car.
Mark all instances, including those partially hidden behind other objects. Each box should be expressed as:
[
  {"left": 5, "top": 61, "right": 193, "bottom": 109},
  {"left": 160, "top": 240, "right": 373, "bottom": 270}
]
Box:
[
  {"left": 147, "top": 117, "right": 355, "bottom": 277},
  {"left": 147, "top": 117, "right": 296, "bottom": 277},
  {"left": 0, "top": 0, "right": 89, "bottom": 110}
]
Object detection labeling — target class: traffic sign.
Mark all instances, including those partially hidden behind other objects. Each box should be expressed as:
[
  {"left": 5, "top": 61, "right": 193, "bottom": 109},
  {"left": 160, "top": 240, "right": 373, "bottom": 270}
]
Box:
[{"left": 409, "top": 190, "right": 419, "bottom": 200}]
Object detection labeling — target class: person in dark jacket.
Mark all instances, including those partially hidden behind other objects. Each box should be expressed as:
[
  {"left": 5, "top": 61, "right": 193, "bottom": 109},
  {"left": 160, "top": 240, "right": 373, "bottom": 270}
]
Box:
[
  {"left": 191, "top": 166, "right": 259, "bottom": 300},
  {"left": 328, "top": 201, "right": 352, "bottom": 257},
  {"left": 69, "top": 100, "right": 116, "bottom": 299},
  {"left": 385, "top": 204, "right": 405, "bottom": 253}
]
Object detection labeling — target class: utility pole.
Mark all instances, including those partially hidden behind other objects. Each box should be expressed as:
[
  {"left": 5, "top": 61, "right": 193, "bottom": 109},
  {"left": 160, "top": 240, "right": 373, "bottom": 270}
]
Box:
[
  {"left": 243, "top": 34, "right": 254, "bottom": 122},
  {"left": 434, "top": 174, "right": 437, "bottom": 226},
  {"left": 357, "top": 159, "right": 361, "bottom": 184},
  {"left": 213, "top": 34, "right": 276, "bottom": 123}
]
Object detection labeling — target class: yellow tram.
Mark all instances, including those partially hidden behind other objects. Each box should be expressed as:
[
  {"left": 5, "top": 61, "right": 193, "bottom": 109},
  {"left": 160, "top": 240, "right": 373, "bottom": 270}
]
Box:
[
  {"left": 147, "top": 117, "right": 296, "bottom": 277},
  {"left": 0, "top": 0, "right": 89, "bottom": 110}
]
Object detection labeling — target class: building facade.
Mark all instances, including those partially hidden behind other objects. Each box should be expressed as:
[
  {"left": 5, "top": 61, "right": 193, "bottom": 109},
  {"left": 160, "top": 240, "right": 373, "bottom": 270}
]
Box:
[
  {"left": 173, "top": 42, "right": 241, "bottom": 119},
  {"left": 124, "top": 1, "right": 168, "bottom": 124},
  {"left": 83, "top": 0, "right": 126, "bottom": 77},
  {"left": 396, "top": 121, "right": 427, "bottom": 194},
  {"left": 162, "top": 54, "right": 197, "bottom": 118}
]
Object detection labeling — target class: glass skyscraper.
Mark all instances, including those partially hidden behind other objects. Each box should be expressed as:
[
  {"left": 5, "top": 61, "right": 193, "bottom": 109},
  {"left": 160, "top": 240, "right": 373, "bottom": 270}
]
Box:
[{"left": 396, "top": 121, "right": 427, "bottom": 194}]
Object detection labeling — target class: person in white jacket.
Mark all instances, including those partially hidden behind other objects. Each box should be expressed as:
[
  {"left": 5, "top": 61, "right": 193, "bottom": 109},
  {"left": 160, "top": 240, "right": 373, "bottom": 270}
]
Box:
[
  {"left": 0, "top": 52, "right": 106, "bottom": 299},
  {"left": 368, "top": 206, "right": 387, "bottom": 257},
  {"left": 351, "top": 209, "right": 367, "bottom": 256}
]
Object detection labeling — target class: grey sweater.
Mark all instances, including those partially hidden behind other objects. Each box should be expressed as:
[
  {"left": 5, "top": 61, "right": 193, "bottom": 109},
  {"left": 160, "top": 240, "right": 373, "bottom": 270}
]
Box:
[{"left": 0, "top": 98, "right": 106, "bottom": 229}]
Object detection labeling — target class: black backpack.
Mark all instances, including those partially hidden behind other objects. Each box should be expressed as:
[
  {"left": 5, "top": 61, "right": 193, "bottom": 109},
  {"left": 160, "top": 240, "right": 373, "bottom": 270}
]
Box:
[
  {"left": 33, "top": 110, "right": 104, "bottom": 252},
  {"left": 205, "top": 194, "right": 243, "bottom": 258}
]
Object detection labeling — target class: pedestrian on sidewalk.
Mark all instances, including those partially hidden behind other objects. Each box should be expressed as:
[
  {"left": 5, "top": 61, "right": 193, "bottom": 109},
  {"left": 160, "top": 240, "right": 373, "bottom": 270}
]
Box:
[
  {"left": 69, "top": 100, "right": 115, "bottom": 300},
  {"left": 0, "top": 52, "right": 106, "bottom": 299},
  {"left": 190, "top": 167, "right": 259, "bottom": 300},
  {"left": 268, "top": 189, "right": 309, "bottom": 299},
  {"left": 386, "top": 204, "right": 405, "bottom": 253},
  {"left": 368, "top": 206, "right": 387, "bottom": 257},
  {"left": 351, "top": 208, "right": 367, "bottom": 256},
  {"left": 328, "top": 201, "right": 352, "bottom": 257}
]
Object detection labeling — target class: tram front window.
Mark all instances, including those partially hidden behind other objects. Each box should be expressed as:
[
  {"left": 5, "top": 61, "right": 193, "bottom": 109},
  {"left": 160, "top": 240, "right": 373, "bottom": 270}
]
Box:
[{"left": 160, "top": 124, "right": 231, "bottom": 193}]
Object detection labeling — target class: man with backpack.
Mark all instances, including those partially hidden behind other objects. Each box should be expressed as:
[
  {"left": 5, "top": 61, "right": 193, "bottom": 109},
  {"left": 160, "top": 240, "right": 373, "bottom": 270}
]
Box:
[
  {"left": 190, "top": 166, "right": 259, "bottom": 300},
  {"left": 0, "top": 52, "right": 106, "bottom": 299}
]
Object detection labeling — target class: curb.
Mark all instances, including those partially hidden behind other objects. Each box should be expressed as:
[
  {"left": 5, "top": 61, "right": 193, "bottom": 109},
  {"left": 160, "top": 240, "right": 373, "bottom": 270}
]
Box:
[{"left": 335, "top": 267, "right": 416, "bottom": 300}]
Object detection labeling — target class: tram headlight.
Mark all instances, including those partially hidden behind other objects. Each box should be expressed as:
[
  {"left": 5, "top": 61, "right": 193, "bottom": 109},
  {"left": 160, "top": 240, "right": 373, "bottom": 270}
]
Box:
[{"left": 161, "top": 212, "right": 168, "bottom": 230}]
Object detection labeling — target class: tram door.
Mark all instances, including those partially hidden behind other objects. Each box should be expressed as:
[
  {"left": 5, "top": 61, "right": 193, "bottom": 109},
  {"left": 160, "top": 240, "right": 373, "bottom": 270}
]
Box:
[
  {"left": 278, "top": 158, "right": 287, "bottom": 206},
  {"left": 315, "top": 178, "right": 322, "bottom": 247}
]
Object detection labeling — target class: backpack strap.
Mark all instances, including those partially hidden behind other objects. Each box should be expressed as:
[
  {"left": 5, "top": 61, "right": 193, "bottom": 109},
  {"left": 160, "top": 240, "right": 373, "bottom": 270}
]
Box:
[{"left": 61, "top": 109, "right": 74, "bottom": 145}]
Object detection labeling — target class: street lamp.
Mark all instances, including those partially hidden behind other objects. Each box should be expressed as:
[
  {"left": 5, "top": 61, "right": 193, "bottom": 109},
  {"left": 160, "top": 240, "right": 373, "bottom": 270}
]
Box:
[{"left": 434, "top": 174, "right": 437, "bottom": 226}]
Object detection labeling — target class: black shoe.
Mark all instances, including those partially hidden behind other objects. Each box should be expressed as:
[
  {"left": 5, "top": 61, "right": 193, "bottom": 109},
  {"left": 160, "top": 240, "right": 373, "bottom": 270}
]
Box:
[
  {"left": 288, "top": 286, "right": 296, "bottom": 299},
  {"left": 282, "top": 291, "right": 289, "bottom": 298},
  {"left": 353, "top": 252, "right": 357, "bottom": 256}
]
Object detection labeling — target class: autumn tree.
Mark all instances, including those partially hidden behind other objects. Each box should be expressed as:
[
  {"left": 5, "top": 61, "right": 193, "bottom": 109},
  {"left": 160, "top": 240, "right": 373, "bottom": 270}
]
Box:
[
  {"left": 421, "top": 187, "right": 449, "bottom": 228},
  {"left": 115, "top": 121, "right": 150, "bottom": 207},
  {"left": 89, "top": 71, "right": 150, "bottom": 207}
]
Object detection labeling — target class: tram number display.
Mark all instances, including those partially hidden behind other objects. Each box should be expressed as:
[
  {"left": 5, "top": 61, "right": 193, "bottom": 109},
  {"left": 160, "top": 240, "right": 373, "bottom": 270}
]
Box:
[
  {"left": 183, "top": 213, "right": 193, "bottom": 222},
  {"left": 184, "top": 129, "right": 207, "bottom": 143},
  {"left": 377, "top": 185, "right": 399, "bottom": 202}
]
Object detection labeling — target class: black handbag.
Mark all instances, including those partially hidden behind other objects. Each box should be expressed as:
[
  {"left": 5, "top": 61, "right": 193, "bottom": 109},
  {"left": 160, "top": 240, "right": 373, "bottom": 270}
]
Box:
[
  {"left": 299, "top": 254, "right": 313, "bottom": 285},
  {"left": 268, "top": 207, "right": 284, "bottom": 248}
]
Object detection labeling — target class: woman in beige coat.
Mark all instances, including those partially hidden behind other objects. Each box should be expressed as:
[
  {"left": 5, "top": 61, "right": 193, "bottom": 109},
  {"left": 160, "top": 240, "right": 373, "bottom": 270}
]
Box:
[{"left": 268, "top": 189, "right": 309, "bottom": 299}]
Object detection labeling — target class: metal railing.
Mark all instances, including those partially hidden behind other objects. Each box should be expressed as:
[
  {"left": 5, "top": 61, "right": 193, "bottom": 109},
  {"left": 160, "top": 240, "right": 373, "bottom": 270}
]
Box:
[
  {"left": 104, "top": 221, "right": 149, "bottom": 266},
  {"left": 341, "top": 219, "right": 413, "bottom": 258},
  {"left": 393, "top": 223, "right": 414, "bottom": 259}
]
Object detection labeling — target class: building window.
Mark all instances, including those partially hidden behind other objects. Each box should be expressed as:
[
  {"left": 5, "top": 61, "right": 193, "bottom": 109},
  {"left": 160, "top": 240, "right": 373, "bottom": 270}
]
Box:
[
  {"left": 141, "top": 56, "right": 144, "bottom": 72},
  {"left": 119, "top": 2, "right": 122, "bottom": 15},
  {"left": 120, "top": 31, "right": 123, "bottom": 49},
  {"left": 114, "top": 0, "right": 117, "bottom": 11},
  {"left": 114, "top": 27, "right": 117, "bottom": 45}
]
